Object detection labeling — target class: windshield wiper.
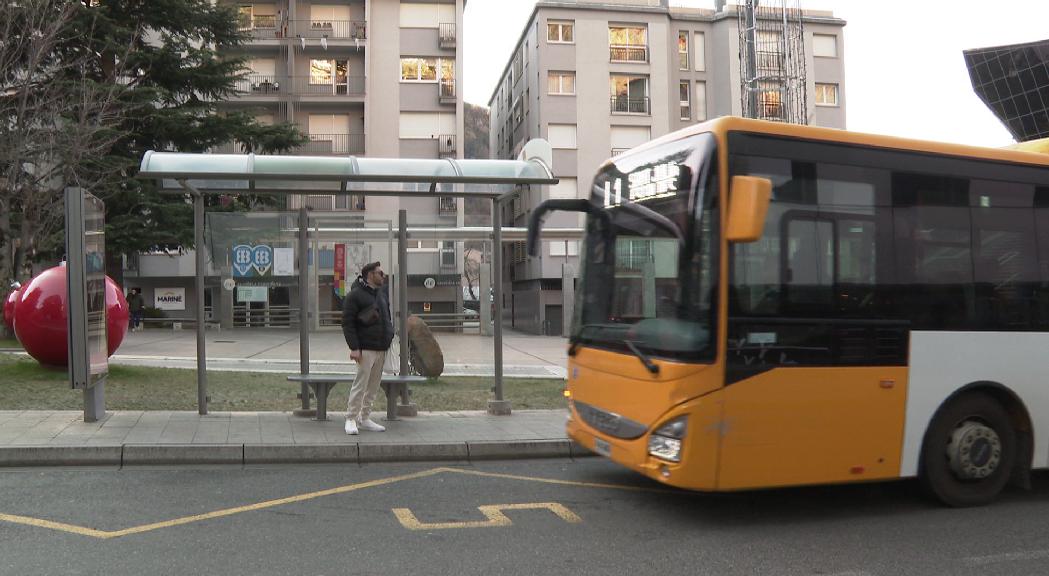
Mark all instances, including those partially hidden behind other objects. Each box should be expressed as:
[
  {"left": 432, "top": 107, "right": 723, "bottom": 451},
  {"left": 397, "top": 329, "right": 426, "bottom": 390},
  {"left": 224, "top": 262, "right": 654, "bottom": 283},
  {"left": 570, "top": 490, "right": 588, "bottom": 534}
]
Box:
[{"left": 624, "top": 340, "right": 660, "bottom": 374}]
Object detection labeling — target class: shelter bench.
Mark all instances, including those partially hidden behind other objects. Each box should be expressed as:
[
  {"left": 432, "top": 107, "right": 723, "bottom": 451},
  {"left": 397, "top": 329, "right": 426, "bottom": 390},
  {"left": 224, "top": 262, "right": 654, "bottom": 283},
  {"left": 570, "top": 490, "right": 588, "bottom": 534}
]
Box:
[{"left": 286, "top": 373, "right": 427, "bottom": 422}]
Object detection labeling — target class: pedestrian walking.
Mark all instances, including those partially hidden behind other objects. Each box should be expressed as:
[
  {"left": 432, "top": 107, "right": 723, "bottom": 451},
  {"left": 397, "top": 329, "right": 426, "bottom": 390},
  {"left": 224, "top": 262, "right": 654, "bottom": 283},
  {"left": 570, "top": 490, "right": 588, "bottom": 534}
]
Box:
[
  {"left": 341, "top": 262, "right": 394, "bottom": 435},
  {"left": 128, "top": 288, "right": 145, "bottom": 332}
]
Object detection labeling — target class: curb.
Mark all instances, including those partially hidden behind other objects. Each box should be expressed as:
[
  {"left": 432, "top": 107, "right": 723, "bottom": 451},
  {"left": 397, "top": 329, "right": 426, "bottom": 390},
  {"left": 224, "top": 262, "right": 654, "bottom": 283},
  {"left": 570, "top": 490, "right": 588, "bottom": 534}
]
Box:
[
  {"left": 0, "top": 446, "right": 122, "bottom": 467},
  {"left": 0, "top": 440, "right": 594, "bottom": 467}
]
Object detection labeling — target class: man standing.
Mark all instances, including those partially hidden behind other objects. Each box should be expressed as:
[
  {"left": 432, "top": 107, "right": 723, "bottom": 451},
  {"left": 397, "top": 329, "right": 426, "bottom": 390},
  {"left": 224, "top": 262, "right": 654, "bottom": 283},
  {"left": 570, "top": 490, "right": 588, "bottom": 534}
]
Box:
[
  {"left": 341, "top": 261, "right": 393, "bottom": 434},
  {"left": 128, "top": 288, "right": 145, "bottom": 332}
]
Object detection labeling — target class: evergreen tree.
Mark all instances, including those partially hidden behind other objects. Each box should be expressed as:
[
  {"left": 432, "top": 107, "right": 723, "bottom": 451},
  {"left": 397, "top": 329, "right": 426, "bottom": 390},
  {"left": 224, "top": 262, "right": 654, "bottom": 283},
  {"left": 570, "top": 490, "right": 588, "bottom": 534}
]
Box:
[{"left": 67, "top": 0, "right": 306, "bottom": 282}]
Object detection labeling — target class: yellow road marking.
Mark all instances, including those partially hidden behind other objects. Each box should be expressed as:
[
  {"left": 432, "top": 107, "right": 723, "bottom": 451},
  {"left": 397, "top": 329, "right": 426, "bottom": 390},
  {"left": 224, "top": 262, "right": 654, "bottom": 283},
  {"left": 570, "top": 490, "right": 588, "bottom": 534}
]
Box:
[
  {"left": 0, "top": 465, "right": 661, "bottom": 539},
  {"left": 0, "top": 513, "right": 111, "bottom": 539},
  {"left": 393, "top": 502, "right": 582, "bottom": 530},
  {"left": 0, "top": 468, "right": 444, "bottom": 540},
  {"left": 432, "top": 466, "right": 681, "bottom": 494}
]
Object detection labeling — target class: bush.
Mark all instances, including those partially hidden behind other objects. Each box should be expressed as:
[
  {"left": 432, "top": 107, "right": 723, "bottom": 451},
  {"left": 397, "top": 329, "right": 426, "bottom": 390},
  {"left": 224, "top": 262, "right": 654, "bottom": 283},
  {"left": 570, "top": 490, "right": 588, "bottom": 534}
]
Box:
[{"left": 141, "top": 306, "right": 170, "bottom": 328}]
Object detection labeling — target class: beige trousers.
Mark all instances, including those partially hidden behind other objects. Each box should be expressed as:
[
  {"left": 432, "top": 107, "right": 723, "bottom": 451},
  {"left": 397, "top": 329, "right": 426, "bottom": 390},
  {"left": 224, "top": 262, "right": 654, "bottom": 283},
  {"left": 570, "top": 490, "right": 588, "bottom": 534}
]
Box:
[{"left": 347, "top": 349, "right": 386, "bottom": 422}]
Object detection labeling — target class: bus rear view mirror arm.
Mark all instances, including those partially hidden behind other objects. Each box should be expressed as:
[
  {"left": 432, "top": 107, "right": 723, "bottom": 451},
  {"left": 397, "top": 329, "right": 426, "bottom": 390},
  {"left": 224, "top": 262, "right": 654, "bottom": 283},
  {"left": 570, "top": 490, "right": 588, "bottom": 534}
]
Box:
[
  {"left": 527, "top": 199, "right": 611, "bottom": 257},
  {"left": 726, "top": 176, "right": 772, "bottom": 243}
]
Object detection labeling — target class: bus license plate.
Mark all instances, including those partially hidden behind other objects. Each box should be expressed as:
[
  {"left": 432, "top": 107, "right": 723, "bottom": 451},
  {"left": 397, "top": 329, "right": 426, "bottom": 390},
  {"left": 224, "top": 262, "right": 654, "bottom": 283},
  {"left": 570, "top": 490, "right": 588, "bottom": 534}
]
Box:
[{"left": 593, "top": 438, "right": 611, "bottom": 457}]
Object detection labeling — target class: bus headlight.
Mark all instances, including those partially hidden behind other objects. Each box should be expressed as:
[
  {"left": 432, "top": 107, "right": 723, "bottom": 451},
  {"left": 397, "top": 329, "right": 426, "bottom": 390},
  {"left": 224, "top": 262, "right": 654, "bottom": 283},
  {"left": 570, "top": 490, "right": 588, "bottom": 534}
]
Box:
[{"left": 648, "top": 416, "right": 688, "bottom": 462}]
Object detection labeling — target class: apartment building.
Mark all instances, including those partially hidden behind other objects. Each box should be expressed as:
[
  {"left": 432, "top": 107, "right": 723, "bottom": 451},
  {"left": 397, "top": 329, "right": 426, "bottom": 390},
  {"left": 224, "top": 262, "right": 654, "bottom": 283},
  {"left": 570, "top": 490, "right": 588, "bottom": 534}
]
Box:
[
  {"left": 126, "top": 0, "right": 467, "bottom": 327},
  {"left": 488, "top": 0, "right": 846, "bottom": 335}
]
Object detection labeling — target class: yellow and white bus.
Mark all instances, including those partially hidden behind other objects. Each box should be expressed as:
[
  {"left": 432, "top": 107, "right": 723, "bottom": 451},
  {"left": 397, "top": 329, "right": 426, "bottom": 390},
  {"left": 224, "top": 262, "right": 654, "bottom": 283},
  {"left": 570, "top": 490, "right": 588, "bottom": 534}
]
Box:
[{"left": 528, "top": 116, "right": 1049, "bottom": 506}]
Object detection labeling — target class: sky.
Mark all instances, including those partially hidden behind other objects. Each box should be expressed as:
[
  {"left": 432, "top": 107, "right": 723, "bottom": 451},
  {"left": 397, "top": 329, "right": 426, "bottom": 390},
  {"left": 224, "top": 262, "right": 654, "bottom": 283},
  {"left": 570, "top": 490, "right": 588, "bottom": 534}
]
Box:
[{"left": 464, "top": 0, "right": 1049, "bottom": 147}]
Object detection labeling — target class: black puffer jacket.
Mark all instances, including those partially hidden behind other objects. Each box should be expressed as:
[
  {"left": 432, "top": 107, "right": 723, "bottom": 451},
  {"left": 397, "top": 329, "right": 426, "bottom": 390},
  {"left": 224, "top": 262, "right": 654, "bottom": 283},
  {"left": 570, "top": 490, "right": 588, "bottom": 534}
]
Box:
[{"left": 341, "top": 277, "right": 395, "bottom": 351}]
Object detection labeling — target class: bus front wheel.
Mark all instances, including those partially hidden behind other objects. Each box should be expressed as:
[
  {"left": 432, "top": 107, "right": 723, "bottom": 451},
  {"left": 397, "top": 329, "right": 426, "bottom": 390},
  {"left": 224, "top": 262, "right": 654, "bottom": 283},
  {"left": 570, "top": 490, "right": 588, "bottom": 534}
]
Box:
[{"left": 919, "top": 392, "right": 1016, "bottom": 507}]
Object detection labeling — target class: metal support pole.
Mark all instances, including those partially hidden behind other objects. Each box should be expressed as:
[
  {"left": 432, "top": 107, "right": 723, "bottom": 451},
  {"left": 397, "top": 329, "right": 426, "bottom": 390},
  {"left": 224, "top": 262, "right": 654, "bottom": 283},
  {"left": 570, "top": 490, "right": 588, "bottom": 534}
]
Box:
[
  {"left": 744, "top": 0, "right": 759, "bottom": 117},
  {"left": 298, "top": 205, "right": 310, "bottom": 410},
  {"left": 194, "top": 191, "right": 208, "bottom": 415},
  {"left": 488, "top": 198, "right": 511, "bottom": 415},
  {"left": 398, "top": 210, "right": 409, "bottom": 377}
]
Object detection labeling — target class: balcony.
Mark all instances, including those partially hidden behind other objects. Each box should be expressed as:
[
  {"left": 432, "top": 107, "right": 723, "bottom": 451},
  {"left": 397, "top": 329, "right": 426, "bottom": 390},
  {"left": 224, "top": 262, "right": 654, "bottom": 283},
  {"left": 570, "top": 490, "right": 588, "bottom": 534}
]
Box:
[
  {"left": 610, "top": 96, "right": 650, "bottom": 115},
  {"left": 292, "top": 75, "right": 366, "bottom": 97},
  {"left": 293, "top": 20, "right": 367, "bottom": 40},
  {"left": 240, "top": 15, "right": 283, "bottom": 40},
  {"left": 296, "top": 134, "right": 366, "bottom": 155},
  {"left": 610, "top": 45, "right": 648, "bottom": 62},
  {"left": 439, "top": 22, "right": 456, "bottom": 48},
  {"left": 438, "top": 134, "right": 456, "bottom": 156},
  {"left": 439, "top": 79, "right": 456, "bottom": 104},
  {"left": 235, "top": 74, "right": 282, "bottom": 95}
]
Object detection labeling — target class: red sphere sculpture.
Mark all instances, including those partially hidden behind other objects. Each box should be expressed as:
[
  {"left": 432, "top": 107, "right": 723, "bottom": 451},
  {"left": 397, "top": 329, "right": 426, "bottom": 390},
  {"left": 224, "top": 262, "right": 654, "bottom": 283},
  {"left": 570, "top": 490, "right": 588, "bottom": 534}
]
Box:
[
  {"left": 13, "top": 265, "right": 129, "bottom": 367},
  {"left": 3, "top": 287, "right": 21, "bottom": 331}
]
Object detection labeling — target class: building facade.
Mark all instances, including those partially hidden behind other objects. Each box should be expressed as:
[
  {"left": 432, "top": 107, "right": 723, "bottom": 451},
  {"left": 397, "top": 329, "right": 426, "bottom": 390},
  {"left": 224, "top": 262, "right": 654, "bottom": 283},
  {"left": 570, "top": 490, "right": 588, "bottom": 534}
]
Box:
[
  {"left": 125, "top": 0, "right": 468, "bottom": 328},
  {"left": 965, "top": 39, "right": 1049, "bottom": 142},
  {"left": 488, "top": 0, "right": 846, "bottom": 335}
]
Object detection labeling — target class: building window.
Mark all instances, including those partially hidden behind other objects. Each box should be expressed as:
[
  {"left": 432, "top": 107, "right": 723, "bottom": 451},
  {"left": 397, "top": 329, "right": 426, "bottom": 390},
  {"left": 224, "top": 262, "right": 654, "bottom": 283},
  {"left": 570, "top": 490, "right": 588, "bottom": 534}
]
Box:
[
  {"left": 238, "top": 4, "right": 275, "bottom": 29},
  {"left": 400, "top": 57, "right": 442, "bottom": 82},
  {"left": 694, "top": 31, "right": 706, "bottom": 72},
  {"left": 695, "top": 81, "right": 707, "bottom": 121},
  {"left": 813, "top": 34, "right": 838, "bottom": 58},
  {"left": 512, "top": 99, "right": 523, "bottom": 126},
  {"left": 440, "top": 60, "right": 455, "bottom": 99},
  {"left": 548, "top": 71, "right": 576, "bottom": 95},
  {"left": 610, "top": 75, "right": 649, "bottom": 114},
  {"left": 309, "top": 59, "right": 349, "bottom": 94},
  {"left": 548, "top": 124, "right": 577, "bottom": 149},
  {"left": 815, "top": 82, "right": 839, "bottom": 106},
  {"left": 547, "top": 21, "right": 574, "bottom": 43},
  {"left": 758, "top": 81, "right": 783, "bottom": 120},
  {"left": 512, "top": 50, "right": 524, "bottom": 85},
  {"left": 400, "top": 3, "right": 455, "bottom": 28},
  {"left": 679, "top": 81, "right": 691, "bottom": 120},
  {"left": 440, "top": 241, "right": 456, "bottom": 267},
  {"left": 756, "top": 30, "right": 782, "bottom": 72},
  {"left": 439, "top": 196, "right": 457, "bottom": 213},
  {"left": 678, "top": 32, "right": 689, "bottom": 70},
  {"left": 609, "top": 26, "right": 647, "bottom": 62}
]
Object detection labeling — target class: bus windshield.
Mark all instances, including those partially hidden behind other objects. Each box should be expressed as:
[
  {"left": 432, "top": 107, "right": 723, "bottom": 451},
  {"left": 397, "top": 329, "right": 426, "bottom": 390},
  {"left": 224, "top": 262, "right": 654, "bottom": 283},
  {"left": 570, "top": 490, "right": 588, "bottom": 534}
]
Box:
[{"left": 575, "top": 132, "right": 719, "bottom": 362}]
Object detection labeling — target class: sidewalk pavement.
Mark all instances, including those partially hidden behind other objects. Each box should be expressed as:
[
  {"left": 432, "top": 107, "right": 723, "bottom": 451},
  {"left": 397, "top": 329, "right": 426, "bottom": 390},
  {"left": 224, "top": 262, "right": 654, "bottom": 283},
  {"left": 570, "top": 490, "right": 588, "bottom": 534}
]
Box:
[{"left": 0, "top": 409, "right": 589, "bottom": 467}]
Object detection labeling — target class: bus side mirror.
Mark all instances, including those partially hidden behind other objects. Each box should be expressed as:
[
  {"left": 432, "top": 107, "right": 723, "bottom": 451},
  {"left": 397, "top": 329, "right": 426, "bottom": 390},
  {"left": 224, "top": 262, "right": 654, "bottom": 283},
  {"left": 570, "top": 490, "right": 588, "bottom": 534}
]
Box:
[{"left": 726, "top": 176, "right": 772, "bottom": 243}]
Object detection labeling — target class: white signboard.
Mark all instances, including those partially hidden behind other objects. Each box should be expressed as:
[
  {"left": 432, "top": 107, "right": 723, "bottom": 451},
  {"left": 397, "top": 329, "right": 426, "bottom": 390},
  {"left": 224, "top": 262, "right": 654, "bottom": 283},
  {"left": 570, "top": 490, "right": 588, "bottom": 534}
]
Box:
[
  {"left": 155, "top": 287, "right": 186, "bottom": 310},
  {"left": 237, "top": 286, "right": 268, "bottom": 303},
  {"left": 273, "top": 247, "right": 294, "bottom": 276}
]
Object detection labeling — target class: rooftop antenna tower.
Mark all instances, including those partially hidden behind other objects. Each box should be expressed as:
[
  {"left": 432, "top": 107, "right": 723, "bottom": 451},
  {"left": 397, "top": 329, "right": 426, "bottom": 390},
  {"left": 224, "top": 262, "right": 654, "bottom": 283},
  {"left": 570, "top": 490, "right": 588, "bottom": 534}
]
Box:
[{"left": 738, "top": 0, "right": 808, "bottom": 124}]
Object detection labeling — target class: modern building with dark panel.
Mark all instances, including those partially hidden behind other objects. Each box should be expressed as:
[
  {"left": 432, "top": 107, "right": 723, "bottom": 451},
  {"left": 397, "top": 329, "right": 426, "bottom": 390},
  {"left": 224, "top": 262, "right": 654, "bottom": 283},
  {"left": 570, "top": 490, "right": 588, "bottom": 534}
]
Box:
[{"left": 965, "top": 39, "right": 1049, "bottom": 142}]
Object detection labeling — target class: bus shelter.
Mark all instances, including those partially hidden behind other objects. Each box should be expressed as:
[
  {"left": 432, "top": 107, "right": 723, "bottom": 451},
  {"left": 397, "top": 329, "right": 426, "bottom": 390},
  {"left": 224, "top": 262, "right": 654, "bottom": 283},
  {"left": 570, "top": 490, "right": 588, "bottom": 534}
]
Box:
[{"left": 137, "top": 140, "right": 558, "bottom": 416}]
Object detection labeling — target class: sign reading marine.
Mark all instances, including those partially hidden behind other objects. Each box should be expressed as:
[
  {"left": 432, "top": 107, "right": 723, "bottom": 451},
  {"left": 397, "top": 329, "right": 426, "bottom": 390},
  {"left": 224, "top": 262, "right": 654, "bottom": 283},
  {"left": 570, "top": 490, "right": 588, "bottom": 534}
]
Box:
[{"left": 155, "top": 288, "right": 186, "bottom": 311}]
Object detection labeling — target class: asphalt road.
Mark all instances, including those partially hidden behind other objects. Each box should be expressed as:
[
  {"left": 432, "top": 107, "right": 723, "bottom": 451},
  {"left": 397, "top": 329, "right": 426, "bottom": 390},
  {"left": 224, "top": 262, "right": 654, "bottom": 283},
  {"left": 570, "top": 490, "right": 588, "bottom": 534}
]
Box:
[{"left": 2, "top": 459, "right": 1049, "bottom": 576}]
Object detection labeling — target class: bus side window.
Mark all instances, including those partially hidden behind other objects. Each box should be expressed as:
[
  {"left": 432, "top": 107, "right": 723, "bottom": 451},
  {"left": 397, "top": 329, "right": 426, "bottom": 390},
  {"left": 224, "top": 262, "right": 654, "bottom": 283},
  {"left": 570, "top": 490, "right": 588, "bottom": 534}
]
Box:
[
  {"left": 892, "top": 172, "right": 975, "bottom": 330},
  {"left": 970, "top": 180, "right": 1039, "bottom": 329}
]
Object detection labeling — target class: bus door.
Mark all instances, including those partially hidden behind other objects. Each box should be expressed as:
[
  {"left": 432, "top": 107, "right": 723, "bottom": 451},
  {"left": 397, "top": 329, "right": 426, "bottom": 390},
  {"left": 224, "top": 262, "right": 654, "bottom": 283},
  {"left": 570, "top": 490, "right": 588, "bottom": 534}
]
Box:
[{"left": 720, "top": 156, "right": 909, "bottom": 490}]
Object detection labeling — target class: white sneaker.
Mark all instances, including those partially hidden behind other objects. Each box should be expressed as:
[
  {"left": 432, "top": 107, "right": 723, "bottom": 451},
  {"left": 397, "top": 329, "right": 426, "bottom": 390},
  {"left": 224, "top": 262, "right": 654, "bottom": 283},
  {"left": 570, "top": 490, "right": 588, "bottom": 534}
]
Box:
[
  {"left": 358, "top": 418, "right": 385, "bottom": 432},
  {"left": 344, "top": 419, "right": 358, "bottom": 435}
]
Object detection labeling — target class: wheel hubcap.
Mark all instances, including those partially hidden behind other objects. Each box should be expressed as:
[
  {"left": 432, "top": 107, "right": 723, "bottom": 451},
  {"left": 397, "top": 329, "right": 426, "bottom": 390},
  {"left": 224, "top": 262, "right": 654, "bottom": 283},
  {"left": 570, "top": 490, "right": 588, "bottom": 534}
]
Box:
[{"left": 947, "top": 421, "right": 1001, "bottom": 480}]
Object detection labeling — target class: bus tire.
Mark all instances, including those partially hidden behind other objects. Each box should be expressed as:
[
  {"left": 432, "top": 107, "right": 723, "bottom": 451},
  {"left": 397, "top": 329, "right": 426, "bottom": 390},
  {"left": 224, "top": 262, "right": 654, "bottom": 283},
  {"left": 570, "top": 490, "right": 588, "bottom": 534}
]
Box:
[{"left": 919, "top": 392, "right": 1016, "bottom": 507}]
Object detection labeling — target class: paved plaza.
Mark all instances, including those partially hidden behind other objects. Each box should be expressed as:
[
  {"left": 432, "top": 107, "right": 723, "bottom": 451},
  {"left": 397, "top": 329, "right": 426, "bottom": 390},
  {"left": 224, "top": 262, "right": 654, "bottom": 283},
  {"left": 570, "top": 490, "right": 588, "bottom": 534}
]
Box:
[
  {"left": 0, "top": 327, "right": 577, "bottom": 466},
  {"left": 110, "top": 327, "right": 570, "bottom": 378}
]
